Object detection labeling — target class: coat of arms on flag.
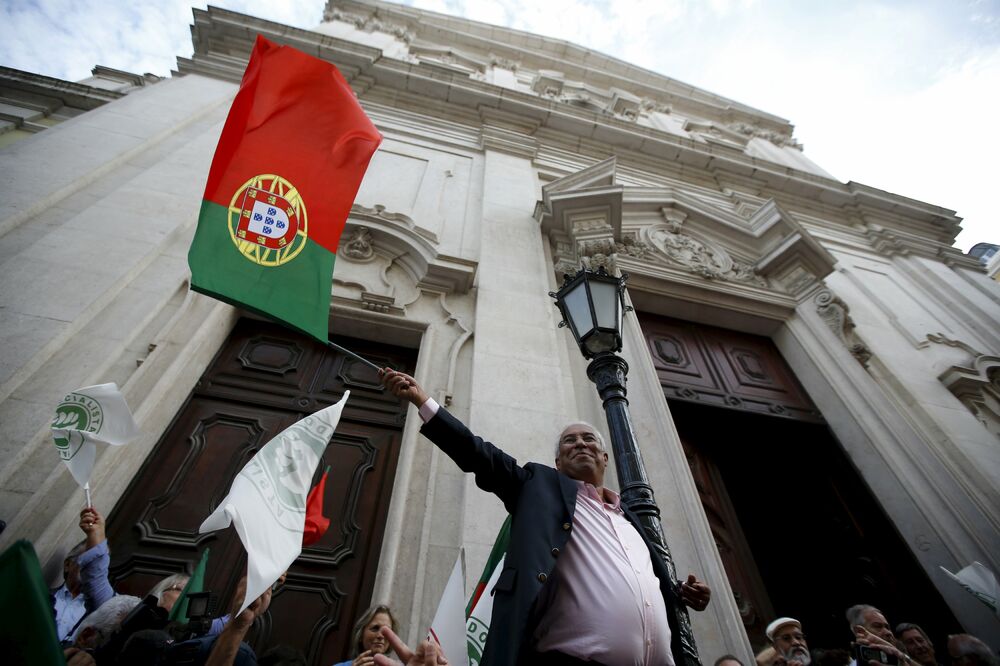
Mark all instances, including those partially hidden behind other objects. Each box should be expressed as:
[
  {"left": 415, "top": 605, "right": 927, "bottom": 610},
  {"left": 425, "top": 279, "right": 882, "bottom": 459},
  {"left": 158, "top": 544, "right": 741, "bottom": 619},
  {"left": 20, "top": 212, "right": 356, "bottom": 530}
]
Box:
[{"left": 230, "top": 175, "right": 306, "bottom": 265}]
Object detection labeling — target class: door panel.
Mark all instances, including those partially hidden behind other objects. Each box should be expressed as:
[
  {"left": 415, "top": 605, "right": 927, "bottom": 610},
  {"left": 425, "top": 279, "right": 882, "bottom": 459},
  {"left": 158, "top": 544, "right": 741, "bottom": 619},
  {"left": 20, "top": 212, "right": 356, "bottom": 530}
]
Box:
[
  {"left": 107, "top": 317, "right": 416, "bottom": 665},
  {"left": 640, "top": 313, "right": 962, "bottom": 649}
]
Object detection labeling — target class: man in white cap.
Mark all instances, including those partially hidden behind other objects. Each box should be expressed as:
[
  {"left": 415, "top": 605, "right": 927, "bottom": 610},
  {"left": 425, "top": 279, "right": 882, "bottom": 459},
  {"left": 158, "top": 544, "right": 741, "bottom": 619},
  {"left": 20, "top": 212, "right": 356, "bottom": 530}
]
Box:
[{"left": 767, "top": 617, "right": 811, "bottom": 666}]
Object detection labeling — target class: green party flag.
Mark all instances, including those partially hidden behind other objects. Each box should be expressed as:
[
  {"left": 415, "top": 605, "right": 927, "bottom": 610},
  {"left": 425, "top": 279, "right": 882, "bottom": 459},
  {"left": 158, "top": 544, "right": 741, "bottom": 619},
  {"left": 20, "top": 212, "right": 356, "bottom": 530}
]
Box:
[
  {"left": 168, "top": 547, "right": 211, "bottom": 623},
  {"left": 0, "top": 540, "right": 64, "bottom": 665},
  {"left": 188, "top": 35, "right": 381, "bottom": 342}
]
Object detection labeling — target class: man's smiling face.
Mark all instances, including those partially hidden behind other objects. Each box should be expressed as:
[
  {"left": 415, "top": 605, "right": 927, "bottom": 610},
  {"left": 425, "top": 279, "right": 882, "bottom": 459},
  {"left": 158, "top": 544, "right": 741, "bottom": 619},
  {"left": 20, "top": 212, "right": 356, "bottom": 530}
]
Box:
[{"left": 555, "top": 423, "right": 608, "bottom": 486}]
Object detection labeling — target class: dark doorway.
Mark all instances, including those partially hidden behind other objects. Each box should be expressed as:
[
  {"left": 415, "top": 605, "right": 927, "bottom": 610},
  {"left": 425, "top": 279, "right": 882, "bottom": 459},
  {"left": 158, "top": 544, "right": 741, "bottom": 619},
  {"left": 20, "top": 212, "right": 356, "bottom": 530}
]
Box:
[
  {"left": 106, "top": 317, "right": 416, "bottom": 665},
  {"left": 640, "top": 313, "right": 962, "bottom": 651}
]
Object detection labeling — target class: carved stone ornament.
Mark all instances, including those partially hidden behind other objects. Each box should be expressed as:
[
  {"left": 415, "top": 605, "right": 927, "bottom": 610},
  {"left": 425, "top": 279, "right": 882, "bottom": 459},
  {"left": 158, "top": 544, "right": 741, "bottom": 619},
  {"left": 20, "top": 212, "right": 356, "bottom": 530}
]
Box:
[
  {"left": 579, "top": 239, "right": 616, "bottom": 271},
  {"left": 814, "top": 290, "right": 872, "bottom": 368},
  {"left": 615, "top": 234, "right": 649, "bottom": 259},
  {"left": 324, "top": 7, "right": 414, "bottom": 43},
  {"left": 489, "top": 53, "right": 519, "bottom": 71},
  {"left": 640, "top": 98, "right": 671, "bottom": 114},
  {"left": 930, "top": 335, "right": 1000, "bottom": 439},
  {"left": 340, "top": 226, "right": 375, "bottom": 262},
  {"left": 728, "top": 122, "right": 803, "bottom": 150},
  {"left": 646, "top": 225, "right": 767, "bottom": 286}
]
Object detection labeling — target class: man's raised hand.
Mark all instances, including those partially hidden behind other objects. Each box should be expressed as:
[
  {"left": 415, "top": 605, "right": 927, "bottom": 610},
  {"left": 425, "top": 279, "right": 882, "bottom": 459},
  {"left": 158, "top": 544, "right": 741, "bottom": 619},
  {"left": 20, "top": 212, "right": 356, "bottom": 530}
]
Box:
[
  {"left": 380, "top": 368, "right": 430, "bottom": 407},
  {"left": 79, "top": 507, "right": 105, "bottom": 548}
]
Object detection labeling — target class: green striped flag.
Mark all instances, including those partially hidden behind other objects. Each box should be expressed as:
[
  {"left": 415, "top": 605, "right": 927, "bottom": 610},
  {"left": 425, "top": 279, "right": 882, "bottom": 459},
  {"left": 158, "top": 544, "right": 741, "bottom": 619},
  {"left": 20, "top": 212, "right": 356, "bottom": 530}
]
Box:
[
  {"left": 466, "top": 516, "right": 511, "bottom": 666},
  {"left": 188, "top": 35, "right": 381, "bottom": 342},
  {"left": 168, "top": 548, "right": 210, "bottom": 623}
]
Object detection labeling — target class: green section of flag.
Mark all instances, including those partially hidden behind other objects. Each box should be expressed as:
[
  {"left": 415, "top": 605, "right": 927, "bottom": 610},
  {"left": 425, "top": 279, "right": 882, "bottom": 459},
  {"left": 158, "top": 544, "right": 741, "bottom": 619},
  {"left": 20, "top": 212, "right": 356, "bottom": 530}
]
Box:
[
  {"left": 168, "top": 548, "right": 211, "bottom": 623},
  {"left": 188, "top": 200, "right": 335, "bottom": 342},
  {"left": 466, "top": 515, "right": 511, "bottom": 617},
  {"left": 0, "top": 540, "right": 64, "bottom": 665}
]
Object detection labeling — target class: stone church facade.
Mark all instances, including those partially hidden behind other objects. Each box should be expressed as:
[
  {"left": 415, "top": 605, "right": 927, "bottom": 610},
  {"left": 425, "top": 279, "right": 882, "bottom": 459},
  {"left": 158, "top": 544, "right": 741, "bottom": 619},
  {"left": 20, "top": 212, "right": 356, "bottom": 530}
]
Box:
[{"left": 1, "top": 0, "right": 998, "bottom": 661}]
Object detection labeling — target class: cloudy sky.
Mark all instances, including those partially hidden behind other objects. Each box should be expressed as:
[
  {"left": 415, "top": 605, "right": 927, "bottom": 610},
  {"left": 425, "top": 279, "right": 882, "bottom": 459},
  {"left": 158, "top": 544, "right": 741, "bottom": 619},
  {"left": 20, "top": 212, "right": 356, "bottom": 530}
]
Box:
[{"left": 2, "top": 0, "right": 997, "bottom": 251}]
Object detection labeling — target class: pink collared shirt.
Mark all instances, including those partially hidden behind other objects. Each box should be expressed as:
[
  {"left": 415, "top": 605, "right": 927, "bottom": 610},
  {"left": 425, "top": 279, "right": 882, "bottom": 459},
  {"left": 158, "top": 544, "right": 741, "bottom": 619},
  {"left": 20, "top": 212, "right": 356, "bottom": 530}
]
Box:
[{"left": 417, "top": 399, "right": 673, "bottom": 665}]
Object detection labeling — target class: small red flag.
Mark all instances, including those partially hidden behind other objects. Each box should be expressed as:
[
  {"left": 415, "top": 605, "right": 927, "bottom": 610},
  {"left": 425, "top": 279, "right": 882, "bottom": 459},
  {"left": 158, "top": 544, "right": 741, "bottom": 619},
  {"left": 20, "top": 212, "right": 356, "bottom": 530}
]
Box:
[{"left": 302, "top": 469, "right": 331, "bottom": 547}]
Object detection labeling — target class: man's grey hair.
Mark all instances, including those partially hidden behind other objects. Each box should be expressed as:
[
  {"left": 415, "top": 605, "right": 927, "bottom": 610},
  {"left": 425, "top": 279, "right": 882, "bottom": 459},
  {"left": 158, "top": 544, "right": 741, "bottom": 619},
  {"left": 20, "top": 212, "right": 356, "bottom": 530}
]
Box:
[
  {"left": 895, "top": 623, "right": 929, "bottom": 641},
  {"left": 73, "top": 594, "right": 141, "bottom": 646},
  {"left": 147, "top": 573, "right": 189, "bottom": 600},
  {"left": 949, "top": 635, "right": 1000, "bottom": 666},
  {"left": 845, "top": 604, "right": 878, "bottom": 628},
  {"left": 554, "top": 422, "right": 607, "bottom": 457}
]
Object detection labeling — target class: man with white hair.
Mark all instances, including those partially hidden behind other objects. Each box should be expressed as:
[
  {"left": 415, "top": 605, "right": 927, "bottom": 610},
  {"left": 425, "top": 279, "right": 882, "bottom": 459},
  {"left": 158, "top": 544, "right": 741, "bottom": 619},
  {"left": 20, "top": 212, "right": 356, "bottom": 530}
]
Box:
[
  {"left": 767, "top": 617, "right": 811, "bottom": 666},
  {"left": 72, "top": 594, "right": 142, "bottom": 650},
  {"left": 846, "top": 605, "right": 895, "bottom": 645},
  {"left": 382, "top": 368, "right": 712, "bottom": 666}
]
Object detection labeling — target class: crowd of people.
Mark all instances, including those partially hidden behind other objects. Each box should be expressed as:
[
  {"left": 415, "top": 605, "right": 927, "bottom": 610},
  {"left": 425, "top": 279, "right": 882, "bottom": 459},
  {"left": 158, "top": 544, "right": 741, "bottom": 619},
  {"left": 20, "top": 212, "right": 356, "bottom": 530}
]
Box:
[
  {"left": 724, "top": 611, "right": 998, "bottom": 666},
  {"left": 15, "top": 367, "right": 997, "bottom": 665}
]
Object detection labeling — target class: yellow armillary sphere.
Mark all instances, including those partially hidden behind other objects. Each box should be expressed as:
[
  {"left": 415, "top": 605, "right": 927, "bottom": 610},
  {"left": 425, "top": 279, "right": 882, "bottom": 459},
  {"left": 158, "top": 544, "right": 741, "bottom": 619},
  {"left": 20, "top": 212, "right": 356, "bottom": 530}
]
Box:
[{"left": 227, "top": 173, "right": 308, "bottom": 267}]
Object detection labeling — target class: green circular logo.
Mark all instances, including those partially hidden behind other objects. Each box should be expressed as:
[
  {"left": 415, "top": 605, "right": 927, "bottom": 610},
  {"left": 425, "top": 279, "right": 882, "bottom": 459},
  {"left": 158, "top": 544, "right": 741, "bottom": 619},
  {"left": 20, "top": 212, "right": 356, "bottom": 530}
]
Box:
[{"left": 52, "top": 392, "right": 104, "bottom": 460}]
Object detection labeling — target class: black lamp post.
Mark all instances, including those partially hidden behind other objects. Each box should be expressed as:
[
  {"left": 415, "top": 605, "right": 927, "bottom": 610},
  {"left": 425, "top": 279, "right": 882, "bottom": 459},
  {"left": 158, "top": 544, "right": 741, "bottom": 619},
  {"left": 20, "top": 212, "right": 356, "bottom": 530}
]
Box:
[{"left": 550, "top": 266, "right": 701, "bottom": 666}]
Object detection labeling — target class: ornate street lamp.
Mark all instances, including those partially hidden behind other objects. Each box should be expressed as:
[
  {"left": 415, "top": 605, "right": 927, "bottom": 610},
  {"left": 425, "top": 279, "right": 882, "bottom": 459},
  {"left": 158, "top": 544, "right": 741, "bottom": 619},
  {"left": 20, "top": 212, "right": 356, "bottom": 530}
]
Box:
[{"left": 550, "top": 266, "right": 701, "bottom": 666}]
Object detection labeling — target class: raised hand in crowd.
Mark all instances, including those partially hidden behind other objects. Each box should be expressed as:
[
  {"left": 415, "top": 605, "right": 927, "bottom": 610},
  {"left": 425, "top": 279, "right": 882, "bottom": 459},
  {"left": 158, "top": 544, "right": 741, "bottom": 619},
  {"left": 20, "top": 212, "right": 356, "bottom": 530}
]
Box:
[
  {"left": 853, "top": 625, "right": 909, "bottom": 665},
  {"left": 205, "top": 577, "right": 272, "bottom": 666},
  {"left": 373, "top": 626, "right": 448, "bottom": 666},
  {"left": 79, "top": 507, "right": 106, "bottom": 548},
  {"left": 680, "top": 573, "right": 711, "bottom": 611}
]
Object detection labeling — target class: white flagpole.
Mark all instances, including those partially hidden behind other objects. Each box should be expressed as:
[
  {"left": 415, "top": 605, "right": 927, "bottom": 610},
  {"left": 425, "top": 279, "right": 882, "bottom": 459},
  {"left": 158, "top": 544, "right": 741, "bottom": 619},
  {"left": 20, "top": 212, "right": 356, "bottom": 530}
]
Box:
[{"left": 84, "top": 483, "right": 92, "bottom": 508}]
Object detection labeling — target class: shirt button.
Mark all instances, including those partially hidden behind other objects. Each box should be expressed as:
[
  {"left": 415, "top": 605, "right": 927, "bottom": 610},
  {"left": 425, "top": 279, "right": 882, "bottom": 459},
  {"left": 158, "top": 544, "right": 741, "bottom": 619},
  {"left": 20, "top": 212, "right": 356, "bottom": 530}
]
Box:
[
  {"left": 562, "top": 522, "right": 571, "bottom": 531},
  {"left": 551, "top": 547, "right": 560, "bottom": 557},
  {"left": 537, "top": 572, "right": 548, "bottom": 583},
  {"left": 645, "top": 601, "right": 652, "bottom": 607}
]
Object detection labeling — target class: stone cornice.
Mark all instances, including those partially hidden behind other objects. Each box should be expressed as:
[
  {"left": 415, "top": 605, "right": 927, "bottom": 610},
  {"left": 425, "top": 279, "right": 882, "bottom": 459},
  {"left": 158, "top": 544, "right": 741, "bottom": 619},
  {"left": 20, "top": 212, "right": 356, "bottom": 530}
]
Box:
[
  {"left": 331, "top": 0, "right": 792, "bottom": 133},
  {"left": 0, "top": 66, "right": 124, "bottom": 109},
  {"left": 183, "top": 6, "right": 964, "bottom": 250},
  {"left": 537, "top": 160, "right": 838, "bottom": 303}
]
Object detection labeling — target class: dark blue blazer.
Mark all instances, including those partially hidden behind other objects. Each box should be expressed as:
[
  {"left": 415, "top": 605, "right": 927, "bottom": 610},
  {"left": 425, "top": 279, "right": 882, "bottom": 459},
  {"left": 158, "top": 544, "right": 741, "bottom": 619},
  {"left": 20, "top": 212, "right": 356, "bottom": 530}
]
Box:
[{"left": 421, "top": 407, "right": 682, "bottom": 666}]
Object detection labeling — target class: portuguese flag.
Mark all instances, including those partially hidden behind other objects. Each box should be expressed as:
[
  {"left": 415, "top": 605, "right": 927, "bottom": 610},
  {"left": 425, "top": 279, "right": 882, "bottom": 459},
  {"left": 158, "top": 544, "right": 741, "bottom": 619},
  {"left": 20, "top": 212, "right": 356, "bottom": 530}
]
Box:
[{"left": 188, "top": 35, "right": 381, "bottom": 342}]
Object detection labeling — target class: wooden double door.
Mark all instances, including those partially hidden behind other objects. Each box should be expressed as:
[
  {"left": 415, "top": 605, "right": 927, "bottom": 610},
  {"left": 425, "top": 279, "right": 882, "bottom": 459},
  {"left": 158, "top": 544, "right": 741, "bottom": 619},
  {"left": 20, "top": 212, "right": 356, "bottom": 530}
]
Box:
[
  {"left": 106, "top": 317, "right": 416, "bottom": 665},
  {"left": 640, "top": 313, "right": 962, "bottom": 650}
]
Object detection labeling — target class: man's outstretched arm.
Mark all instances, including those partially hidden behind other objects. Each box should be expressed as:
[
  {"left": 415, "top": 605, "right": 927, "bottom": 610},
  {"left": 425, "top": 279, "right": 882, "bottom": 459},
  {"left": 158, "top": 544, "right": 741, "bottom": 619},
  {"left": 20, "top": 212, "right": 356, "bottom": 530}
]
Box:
[{"left": 380, "top": 368, "right": 528, "bottom": 508}]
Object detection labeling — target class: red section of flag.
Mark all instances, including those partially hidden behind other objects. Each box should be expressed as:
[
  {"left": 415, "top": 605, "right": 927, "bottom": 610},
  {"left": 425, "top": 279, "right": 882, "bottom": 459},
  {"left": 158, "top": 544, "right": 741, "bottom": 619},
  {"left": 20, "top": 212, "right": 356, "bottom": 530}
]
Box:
[
  {"left": 468, "top": 582, "right": 488, "bottom": 616},
  {"left": 202, "top": 34, "right": 381, "bottom": 253},
  {"left": 302, "top": 470, "right": 330, "bottom": 547}
]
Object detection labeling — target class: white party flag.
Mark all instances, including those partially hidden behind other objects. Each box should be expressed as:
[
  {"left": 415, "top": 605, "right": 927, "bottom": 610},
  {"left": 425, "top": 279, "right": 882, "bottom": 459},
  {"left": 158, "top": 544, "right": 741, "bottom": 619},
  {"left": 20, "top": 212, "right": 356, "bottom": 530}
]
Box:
[
  {"left": 466, "top": 554, "right": 505, "bottom": 666},
  {"left": 940, "top": 562, "right": 999, "bottom": 615},
  {"left": 429, "top": 550, "right": 469, "bottom": 666},
  {"left": 199, "top": 392, "right": 349, "bottom": 614},
  {"left": 51, "top": 383, "right": 139, "bottom": 488}
]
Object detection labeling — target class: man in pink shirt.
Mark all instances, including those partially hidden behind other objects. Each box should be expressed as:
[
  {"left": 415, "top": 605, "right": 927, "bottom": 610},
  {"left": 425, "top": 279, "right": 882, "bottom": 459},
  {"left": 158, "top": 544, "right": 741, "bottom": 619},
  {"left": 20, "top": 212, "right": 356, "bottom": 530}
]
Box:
[{"left": 381, "top": 369, "right": 711, "bottom": 666}]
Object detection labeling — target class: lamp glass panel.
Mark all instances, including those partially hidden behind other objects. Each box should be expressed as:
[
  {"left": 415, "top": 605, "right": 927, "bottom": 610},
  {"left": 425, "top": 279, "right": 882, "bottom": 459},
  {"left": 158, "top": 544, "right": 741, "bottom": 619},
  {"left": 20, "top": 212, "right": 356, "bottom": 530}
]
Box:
[
  {"left": 590, "top": 280, "right": 619, "bottom": 331},
  {"left": 585, "top": 331, "right": 618, "bottom": 355},
  {"left": 562, "top": 280, "right": 594, "bottom": 339}
]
